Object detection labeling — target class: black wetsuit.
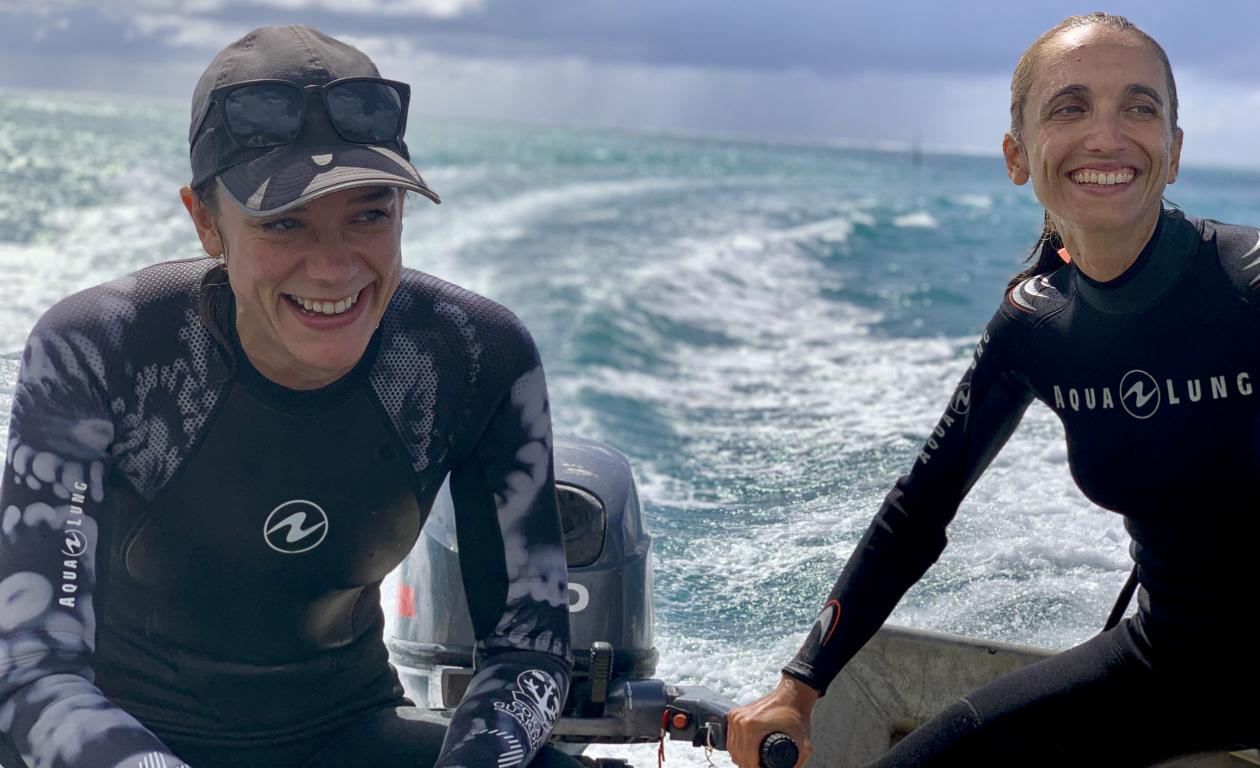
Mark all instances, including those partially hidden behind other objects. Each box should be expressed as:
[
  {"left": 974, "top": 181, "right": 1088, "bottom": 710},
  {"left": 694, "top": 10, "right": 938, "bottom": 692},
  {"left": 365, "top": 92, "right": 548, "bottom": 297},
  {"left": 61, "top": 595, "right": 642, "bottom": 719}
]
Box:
[
  {"left": 0, "top": 260, "right": 577, "bottom": 768},
  {"left": 783, "top": 209, "right": 1260, "bottom": 766}
]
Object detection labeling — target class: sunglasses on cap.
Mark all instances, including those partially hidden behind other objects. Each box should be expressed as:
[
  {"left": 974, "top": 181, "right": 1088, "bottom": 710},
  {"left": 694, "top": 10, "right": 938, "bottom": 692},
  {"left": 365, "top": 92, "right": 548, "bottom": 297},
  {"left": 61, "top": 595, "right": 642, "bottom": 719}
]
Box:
[{"left": 193, "top": 76, "right": 410, "bottom": 150}]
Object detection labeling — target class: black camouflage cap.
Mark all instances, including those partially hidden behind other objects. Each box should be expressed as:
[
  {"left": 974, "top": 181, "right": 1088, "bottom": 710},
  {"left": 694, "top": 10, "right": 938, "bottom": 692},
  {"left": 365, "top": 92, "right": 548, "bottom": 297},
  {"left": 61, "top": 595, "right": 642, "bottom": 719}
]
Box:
[{"left": 188, "top": 25, "right": 440, "bottom": 215}]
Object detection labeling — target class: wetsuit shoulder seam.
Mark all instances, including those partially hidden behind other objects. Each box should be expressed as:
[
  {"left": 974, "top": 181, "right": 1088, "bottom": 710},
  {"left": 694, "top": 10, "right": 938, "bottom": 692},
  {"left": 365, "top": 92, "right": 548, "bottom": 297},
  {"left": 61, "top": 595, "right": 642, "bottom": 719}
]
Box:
[
  {"left": 1200, "top": 217, "right": 1260, "bottom": 306},
  {"left": 992, "top": 282, "right": 1069, "bottom": 385}
]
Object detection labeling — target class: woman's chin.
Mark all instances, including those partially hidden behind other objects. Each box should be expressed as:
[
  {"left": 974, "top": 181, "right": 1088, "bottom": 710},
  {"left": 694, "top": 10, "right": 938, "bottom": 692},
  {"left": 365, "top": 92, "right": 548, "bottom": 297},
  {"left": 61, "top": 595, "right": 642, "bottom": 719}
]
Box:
[
  {"left": 266, "top": 336, "right": 371, "bottom": 388},
  {"left": 300, "top": 346, "right": 367, "bottom": 378}
]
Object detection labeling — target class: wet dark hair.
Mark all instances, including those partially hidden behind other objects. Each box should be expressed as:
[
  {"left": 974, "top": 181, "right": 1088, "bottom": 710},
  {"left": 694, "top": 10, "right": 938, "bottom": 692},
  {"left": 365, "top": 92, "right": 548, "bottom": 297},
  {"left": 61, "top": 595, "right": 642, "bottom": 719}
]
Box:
[
  {"left": 191, "top": 177, "right": 236, "bottom": 359},
  {"left": 1006, "top": 12, "right": 1180, "bottom": 291}
]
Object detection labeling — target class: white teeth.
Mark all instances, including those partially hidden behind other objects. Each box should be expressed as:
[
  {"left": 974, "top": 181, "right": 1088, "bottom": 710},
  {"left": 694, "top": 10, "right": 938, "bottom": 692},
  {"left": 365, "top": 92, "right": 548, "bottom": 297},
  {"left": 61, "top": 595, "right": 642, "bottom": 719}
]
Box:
[
  {"left": 1072, "top": 169, "right": 1134, "bottom": 185},
  {"left": 288, "top": 291, "right": 360, "bottom": 316}
]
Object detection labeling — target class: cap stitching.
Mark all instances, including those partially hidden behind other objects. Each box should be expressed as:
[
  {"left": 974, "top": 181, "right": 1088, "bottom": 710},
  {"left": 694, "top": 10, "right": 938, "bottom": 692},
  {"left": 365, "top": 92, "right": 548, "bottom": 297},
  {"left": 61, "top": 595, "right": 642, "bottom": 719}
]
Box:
[
  {"left": 289, "top": 25, "right": 330, "bottom": 82},
  {"left": 215, "top": 29, "right": 257, "bottom": 90}
]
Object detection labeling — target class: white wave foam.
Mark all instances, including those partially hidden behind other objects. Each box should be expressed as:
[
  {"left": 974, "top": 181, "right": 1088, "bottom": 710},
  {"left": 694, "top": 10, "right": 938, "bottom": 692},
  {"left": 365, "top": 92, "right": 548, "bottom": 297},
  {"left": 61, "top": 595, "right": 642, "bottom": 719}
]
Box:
[
  {"left": 954, "top": 194, "right": 994, "bottom": 209},
  {"left": 0, "top": 166, "right": 199, "bottom": 352},
  {"left": 892, "top": 210, "right": 939, "bottom": 228},
  {"left": 776, "top": 216, "right": 855, "bottom": 244},
  {"left": 405, "top": 177, "right": 696, "bottom": 278}
]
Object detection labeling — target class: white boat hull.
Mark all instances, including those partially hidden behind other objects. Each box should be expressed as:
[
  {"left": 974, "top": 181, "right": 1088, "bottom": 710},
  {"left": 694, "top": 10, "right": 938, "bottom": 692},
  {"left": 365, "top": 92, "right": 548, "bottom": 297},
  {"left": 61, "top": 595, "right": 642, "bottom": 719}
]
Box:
[{"left": 810, "top": 625, "right": 1258, "bottom": 767}]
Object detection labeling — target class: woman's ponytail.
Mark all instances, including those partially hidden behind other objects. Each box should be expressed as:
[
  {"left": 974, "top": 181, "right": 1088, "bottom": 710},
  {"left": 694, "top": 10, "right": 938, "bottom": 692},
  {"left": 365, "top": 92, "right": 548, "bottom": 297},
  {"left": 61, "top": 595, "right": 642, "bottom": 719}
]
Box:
[{"left": 1007, "top": 210, "right": 1065, "bottom": 291}]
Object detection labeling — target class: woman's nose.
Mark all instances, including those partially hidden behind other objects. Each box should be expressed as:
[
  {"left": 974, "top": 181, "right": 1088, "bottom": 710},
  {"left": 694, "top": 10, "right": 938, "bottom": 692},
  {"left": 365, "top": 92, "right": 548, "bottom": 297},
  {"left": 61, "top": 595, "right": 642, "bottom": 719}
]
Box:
[
  {"left": 304, "top": 236, "right": 359, "bottom": 283},
  {"left": 1083, "top": 111, "right": 1129, "bottom": 153}
]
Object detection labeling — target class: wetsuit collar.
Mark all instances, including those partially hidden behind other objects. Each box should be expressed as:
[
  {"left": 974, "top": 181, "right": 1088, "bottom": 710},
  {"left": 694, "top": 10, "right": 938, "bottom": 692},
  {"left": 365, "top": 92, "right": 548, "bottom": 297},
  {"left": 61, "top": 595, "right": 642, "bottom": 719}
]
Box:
[
  {"left": 1072, "top": 208, "right": 1199, "bottom": 316},
  {"left": 227, "top": 308, "right": 383, "bottom": 414}
]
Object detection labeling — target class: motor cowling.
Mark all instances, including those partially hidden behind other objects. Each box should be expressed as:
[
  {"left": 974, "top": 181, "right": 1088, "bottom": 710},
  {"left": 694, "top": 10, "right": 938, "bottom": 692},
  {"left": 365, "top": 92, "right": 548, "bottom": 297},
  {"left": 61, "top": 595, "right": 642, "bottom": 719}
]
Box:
[{"left": 387, "top": 435, "right": 657, "bottom": 719}]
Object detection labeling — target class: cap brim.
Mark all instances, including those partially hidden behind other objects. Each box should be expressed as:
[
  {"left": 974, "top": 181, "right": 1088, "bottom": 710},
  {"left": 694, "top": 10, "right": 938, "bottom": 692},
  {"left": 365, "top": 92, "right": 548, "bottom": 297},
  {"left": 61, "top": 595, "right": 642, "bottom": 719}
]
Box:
[{"left": 218, "top": 144, "right": 440, "bottom": 216}]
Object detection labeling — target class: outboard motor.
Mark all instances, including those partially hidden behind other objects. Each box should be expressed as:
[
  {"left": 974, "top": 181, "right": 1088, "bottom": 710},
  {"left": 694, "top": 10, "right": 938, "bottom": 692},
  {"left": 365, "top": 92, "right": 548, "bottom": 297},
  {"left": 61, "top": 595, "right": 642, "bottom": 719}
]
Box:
[
  {"left": 388, "top": 436, "right": 798, "bottom": 768},
  {"left": 388, "top": 436, "right": 662, "bottom": 737}
]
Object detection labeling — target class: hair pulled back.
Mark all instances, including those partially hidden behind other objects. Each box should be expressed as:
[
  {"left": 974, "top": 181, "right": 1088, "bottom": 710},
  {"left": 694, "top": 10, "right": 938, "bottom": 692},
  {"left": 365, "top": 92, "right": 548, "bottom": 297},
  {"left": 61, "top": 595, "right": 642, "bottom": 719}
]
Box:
[{"left": 1006, "top": 12, "right": 1179, "bottom": 291}]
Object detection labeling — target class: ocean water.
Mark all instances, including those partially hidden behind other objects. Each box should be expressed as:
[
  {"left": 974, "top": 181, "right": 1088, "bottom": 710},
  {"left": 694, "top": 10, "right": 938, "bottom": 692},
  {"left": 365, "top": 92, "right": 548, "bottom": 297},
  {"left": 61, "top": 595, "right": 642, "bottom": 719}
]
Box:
[{"left": 3, "top": 89, "right": 1259, "bottom": 765}]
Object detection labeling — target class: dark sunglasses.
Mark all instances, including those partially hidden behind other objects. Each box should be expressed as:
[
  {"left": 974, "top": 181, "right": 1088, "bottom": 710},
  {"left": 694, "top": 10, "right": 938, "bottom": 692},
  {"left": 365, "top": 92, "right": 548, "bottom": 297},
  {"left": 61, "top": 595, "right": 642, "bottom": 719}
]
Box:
[{"left": 195, "top": 76, "right": 410, "bottom": 149}]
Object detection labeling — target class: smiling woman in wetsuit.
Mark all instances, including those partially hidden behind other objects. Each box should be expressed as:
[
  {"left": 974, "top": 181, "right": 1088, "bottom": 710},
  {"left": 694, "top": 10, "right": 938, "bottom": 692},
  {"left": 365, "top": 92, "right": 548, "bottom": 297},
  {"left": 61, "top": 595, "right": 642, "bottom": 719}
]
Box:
[
  {"left": 728, "top": 12, "right": 1260, "bottom": 768},
  {"left": 0, "top": 26, "right": 579, "bottom": 768}
]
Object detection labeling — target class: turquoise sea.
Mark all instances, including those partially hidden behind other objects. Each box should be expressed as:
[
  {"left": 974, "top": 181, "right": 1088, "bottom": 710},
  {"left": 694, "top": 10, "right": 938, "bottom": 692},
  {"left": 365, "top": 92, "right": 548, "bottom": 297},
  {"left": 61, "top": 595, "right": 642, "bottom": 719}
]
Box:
[{"left": 2, "top": 89, "right": 1258, "bottom": 764}]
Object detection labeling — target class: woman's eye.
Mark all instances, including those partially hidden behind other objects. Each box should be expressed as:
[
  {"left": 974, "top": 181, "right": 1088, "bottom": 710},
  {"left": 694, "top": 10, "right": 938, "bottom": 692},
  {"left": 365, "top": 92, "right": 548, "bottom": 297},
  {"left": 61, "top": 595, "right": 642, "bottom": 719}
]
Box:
[
  {"left": 358, "top": 208, "right": 390, "bottom": 223},
  {"left": 262, "top": 218, "right": 300, "bottom": 233}
]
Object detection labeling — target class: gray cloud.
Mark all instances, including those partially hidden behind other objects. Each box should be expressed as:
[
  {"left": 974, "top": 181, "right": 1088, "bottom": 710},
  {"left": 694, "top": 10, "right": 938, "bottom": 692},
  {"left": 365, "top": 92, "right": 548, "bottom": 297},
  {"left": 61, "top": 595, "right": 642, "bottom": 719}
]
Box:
[
  {"left": 0, "top": 0, "right": 1256, "bottom": 169},
  {"left": 6, "top": 0, "right": 1260, "bottom": 79}
]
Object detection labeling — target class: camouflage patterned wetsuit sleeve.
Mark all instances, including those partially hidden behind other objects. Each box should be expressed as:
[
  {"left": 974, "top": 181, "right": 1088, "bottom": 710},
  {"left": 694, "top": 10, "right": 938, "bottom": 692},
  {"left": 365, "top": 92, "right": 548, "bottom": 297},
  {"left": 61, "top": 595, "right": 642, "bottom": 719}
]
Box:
[
  {"left": 0, "top": 309, "right": 187, "bottom": 767},
  {"left": 785, "top": 209, "right": 1260, "bottom": 695},
  {"left": 435, "top": 330, "right": 572, "bottom": 768}
]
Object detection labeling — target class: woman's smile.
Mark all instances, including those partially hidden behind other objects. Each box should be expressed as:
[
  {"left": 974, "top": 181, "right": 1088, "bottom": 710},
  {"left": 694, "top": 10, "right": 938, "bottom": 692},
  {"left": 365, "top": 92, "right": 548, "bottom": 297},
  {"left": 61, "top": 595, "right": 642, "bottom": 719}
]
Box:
[
  {"left": 281, "top": 283, "right": 373, "bottom": 331},
  {"left": 1067, "top": 165, "right": 1138, "bottom": 188}
]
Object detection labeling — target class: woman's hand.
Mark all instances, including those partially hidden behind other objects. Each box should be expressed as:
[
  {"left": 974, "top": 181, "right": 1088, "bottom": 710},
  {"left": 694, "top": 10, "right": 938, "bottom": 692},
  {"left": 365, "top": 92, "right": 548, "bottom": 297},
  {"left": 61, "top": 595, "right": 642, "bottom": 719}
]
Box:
[{"left": 726, "top": 674, "right": 819, "bottom": 768}]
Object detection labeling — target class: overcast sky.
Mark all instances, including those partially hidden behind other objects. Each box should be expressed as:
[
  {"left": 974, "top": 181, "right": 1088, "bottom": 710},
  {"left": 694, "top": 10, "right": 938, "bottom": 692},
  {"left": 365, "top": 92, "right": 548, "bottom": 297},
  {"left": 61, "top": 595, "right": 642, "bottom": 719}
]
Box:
[{"left": 2, "top": 0, "right": 1257, "bottom": 168}]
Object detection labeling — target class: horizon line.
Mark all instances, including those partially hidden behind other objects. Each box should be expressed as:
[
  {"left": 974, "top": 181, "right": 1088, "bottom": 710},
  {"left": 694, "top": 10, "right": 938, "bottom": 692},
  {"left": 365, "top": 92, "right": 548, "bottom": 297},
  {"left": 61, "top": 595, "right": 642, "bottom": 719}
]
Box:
[{"left": 1, "top": 83, "right": 1256, "bottom": 175}]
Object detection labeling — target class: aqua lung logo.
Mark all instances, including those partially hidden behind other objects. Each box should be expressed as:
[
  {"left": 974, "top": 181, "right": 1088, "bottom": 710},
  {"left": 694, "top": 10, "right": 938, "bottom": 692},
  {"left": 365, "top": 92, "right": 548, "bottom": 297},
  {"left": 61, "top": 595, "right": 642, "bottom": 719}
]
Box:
[
  {"left": 951, "top": 384, "right": 971, "bottom": 415},
  {"left": 59, "top": 481, "right": 91, "bottom": 609},
  {"left": 1120, "top": 370, "right": 1160, "bottom": 419},
  {"left": 62, "top": 529, "right": 88, "bottom": 558},
  {"left": 1053, "top": 369, "right": 1254, "bottom": 419},
  {"left": 920, "top": 333, "right": 988, "bottom": 466},
  {"left": 264, "top": 500, "right": 329, "bottom": 554}
]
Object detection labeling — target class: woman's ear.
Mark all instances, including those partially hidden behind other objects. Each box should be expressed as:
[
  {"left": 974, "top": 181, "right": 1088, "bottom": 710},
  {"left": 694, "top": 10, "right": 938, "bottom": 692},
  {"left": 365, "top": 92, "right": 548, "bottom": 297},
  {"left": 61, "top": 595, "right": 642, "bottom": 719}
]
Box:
[
  {"left": 1166, "top": 127, "right": 1184, "bottom": 185},
  {"left": 1002, "top": 134, "right": 1030, "bottom": 186},
  {"left": 180, "top": 185, "right": 224, "bottom": 258}
]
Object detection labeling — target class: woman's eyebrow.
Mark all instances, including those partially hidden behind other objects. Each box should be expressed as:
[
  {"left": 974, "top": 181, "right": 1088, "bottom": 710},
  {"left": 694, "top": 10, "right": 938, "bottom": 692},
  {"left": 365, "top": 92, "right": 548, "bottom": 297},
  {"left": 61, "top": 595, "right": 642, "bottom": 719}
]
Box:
[
  {"left": 1048, "top": 84, "right": 1091, "bottom": 102},
  {"left": 1044, "top": 83, "right": 1163, "bottom": 105},
  {"left": 1127, "top": 84, "right": 1164, "bottom": 105}
]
